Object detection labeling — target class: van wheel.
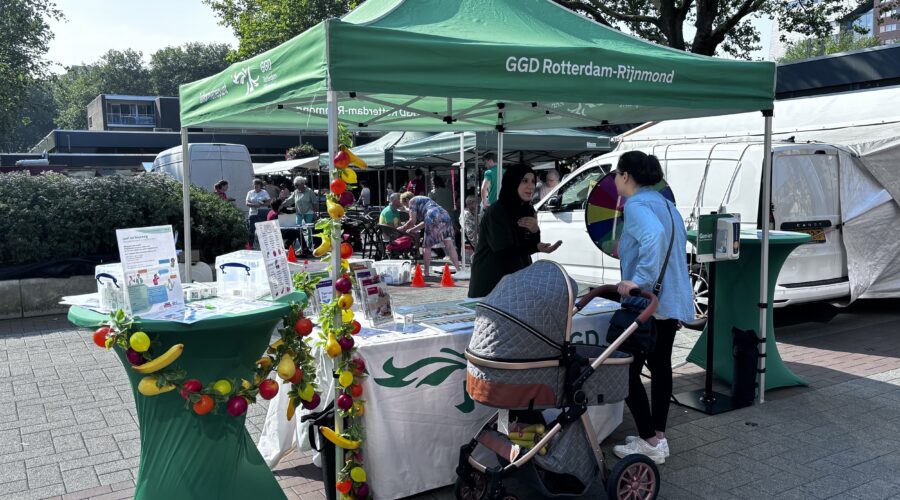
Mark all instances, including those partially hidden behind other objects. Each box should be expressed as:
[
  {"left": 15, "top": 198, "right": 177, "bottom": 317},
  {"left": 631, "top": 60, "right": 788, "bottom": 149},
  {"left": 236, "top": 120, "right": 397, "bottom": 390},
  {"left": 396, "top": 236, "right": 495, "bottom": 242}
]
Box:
[{"left": 685, "top": 264, "right": 708, "bottom": 330}]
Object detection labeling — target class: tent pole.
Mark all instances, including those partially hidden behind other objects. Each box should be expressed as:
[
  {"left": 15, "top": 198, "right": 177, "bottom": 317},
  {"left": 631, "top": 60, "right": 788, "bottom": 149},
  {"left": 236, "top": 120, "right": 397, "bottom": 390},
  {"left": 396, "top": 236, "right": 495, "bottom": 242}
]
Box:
[
  {"left": 326, "top": 89, "right": 343, "bottom": 493},
  {"left": 758, "top": 111, "right": 773, "bottom": 405},
  {"left": 497, "top": 131, "right": 504, "bottom": 190},
  {"left": 459, "top": 132, "right": 466, "bottom": 268},
  {"left": 180, "top": 127, "right": 192, "bottom": 283}
]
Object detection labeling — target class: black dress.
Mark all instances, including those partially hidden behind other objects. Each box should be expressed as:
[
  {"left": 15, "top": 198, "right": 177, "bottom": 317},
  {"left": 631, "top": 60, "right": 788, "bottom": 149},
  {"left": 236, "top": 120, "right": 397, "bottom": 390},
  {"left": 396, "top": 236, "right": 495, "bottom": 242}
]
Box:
[{"left": 467, "top": 202, "right": 540, "bottom": 298}]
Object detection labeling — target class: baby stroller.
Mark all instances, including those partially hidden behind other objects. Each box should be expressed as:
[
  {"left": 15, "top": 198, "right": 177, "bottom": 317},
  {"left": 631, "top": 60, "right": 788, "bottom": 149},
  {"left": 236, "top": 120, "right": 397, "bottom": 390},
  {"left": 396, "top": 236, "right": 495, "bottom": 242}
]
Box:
[{"left": 457, "top": 261, "right": 660, "bottom": 499}]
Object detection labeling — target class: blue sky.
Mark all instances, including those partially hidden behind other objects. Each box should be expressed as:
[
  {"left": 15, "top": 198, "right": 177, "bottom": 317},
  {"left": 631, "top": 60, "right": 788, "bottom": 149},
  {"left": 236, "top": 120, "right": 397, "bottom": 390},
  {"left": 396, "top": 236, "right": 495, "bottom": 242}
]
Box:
[
  {"left": 46, "top": 0, "right": 238, "bottom": 71},
  {"left": 44, "top": 0, "right": 772, "bottom": 71}
]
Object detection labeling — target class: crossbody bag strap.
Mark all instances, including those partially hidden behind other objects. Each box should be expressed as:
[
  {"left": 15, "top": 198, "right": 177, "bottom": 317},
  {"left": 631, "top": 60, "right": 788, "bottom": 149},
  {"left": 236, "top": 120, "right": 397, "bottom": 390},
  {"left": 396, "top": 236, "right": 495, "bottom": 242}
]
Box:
[{"left": 653, "top": 203, "right": 677, "bottom": 296}]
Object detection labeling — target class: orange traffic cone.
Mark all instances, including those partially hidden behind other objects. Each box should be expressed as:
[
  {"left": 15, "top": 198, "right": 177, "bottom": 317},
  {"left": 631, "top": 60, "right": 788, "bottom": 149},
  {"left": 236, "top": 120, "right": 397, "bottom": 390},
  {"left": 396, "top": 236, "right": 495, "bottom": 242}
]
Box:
[
  {"left": 286, "top": 246, "right": 297, "bottom": 263},
  {"left": 440, "top": 264, "right": 455, "bottom": 287},
  {"left": 411, "top": 263, "right": 426, "bottom": 287}
]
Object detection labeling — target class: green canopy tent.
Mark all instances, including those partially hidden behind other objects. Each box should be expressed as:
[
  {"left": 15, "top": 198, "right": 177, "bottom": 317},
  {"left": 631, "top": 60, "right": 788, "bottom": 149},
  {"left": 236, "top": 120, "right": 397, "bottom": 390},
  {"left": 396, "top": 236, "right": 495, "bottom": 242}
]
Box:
[{"left": 179, "top": 0, "right": 777, "bottom": 484}]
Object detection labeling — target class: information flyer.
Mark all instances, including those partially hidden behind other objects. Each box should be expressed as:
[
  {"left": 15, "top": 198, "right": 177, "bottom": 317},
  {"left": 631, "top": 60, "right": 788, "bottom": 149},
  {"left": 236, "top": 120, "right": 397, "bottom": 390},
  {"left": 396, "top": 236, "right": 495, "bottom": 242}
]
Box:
[
  {"left": 255, "top": 220, "right": 294, "bottom": 299},
  {"left": 115, "top": 225, "right": 184, "bottom": 316}
]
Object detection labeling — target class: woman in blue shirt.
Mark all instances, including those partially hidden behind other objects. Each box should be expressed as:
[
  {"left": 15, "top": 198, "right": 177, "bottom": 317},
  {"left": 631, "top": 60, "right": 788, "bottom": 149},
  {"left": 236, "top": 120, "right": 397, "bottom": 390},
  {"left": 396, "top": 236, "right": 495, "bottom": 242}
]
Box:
[{"left": 611, "top": 151, "right": 693, "bottom": 465}]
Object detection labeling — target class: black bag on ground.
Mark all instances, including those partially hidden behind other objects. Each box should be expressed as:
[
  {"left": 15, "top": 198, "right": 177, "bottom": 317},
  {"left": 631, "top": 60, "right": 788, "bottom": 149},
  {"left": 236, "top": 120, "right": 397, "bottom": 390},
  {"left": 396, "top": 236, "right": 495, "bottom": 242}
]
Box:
[
  {"left": 302, "top": 402, "right": 337, "bottom": 500},
  {"left": 732, "top": 327, "right": 760, "bottom": 407},
  {"left": 606, "top": 305, "right": 656, "bottom": 355}
]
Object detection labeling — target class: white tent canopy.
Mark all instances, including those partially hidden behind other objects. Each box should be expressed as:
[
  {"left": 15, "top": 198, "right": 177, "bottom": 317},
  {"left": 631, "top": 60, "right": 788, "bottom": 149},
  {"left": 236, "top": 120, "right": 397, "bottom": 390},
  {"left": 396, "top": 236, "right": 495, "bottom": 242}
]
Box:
[
  {"left": 252, "top": 156, "right": 320, "bottom": 175},
  {"left": 616, "top": 85, "right": 900, "bottom": 302}
]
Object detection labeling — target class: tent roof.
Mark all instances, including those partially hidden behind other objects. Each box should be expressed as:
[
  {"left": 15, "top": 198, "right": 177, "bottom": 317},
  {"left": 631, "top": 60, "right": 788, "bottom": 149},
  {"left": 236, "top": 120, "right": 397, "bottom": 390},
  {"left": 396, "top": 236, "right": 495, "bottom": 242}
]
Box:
[
  {"left": 317, "top": 131, "right": 430, "bottom": 167},
  {"left": 179, "top": 0, "right": 774, "bottom": 132},
  {"left": 391, "top": 128, "right": 612, "bottom": 166},
  {"left": 253, "top": 156, "right": 319, "bottom": 175}
]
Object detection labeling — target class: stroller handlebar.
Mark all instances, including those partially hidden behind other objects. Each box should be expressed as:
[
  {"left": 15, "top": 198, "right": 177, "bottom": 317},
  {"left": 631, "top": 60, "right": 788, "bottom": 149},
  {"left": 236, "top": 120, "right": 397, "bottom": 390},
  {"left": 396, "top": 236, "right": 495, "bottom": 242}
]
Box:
[{"left": 574, "top": 284, "right": 659, "bottom": 324}]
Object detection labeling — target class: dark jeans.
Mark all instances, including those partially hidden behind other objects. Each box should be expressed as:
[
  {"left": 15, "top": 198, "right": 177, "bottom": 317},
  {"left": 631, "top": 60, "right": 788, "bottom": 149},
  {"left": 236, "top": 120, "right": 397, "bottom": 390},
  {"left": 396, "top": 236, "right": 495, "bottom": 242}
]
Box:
[{"left": 624, "top": 318, "right": 679, "bottom": 440}]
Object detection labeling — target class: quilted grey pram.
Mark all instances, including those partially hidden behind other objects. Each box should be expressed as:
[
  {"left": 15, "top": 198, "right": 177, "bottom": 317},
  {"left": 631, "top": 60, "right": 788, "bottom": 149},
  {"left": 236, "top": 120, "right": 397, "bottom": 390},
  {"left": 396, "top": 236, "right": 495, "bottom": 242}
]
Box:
[{"left": 466, "top": 260, "right": 630, "bottom": 410}]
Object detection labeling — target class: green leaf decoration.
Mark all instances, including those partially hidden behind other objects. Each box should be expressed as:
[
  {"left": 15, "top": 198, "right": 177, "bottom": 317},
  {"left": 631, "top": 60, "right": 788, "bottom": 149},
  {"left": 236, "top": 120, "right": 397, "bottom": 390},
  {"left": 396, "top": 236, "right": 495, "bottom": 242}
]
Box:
[
  {"left": 374, "top": 356, "right": 464, "bottom": 388},
  {"left": 455, "top": 380, "right": 475, "bottom": 414},
  {"left": 415, "top": 365, "right": 463, "bottom": 388}
]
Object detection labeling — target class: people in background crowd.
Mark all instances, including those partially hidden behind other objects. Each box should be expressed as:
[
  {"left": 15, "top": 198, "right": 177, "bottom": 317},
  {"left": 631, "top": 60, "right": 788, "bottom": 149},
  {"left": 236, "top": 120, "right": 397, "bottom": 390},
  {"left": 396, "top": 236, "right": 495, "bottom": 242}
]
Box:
[
  {"left": 399, "top": 192, "right": 467, "bottom": 279},
  {"left": 267, "top": 199, "right": 283, "bottom": 221},
  {"left": 429, "top": 174, "right": 457, "bottom": 222},
  {"left": 534, "top": 169, "right": 560, "bottom": 203},
  {"left": 214, "top": 180, "right": 229, "bottom": 200},
  {"left": 278, "top": 183, "right": 290, "bottom": 200},
  {"left": 480, "top": 152, "right": 499, "bottom": 209},
  {"left": 406, "top": 168, "right": 426, "bottom": 196},
  {"left": 460, "top": 194, "right": 480, "bottom": 259},
  {"left": 359, "top": 180, "right": 371, "bottom": 207},
  {"left": 379, "top": 193, "right": 405, "bottom": 227},
  {"left": 264, "top": 177, "right": 280, "bottom": 200},
  {"left": 245, "top": 178, "right": 272, "bottom": 249}
]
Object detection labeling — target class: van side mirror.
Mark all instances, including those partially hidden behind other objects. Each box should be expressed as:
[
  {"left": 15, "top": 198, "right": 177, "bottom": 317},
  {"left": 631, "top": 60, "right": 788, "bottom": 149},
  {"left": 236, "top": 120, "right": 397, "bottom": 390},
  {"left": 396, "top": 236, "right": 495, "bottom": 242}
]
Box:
[{"left": 544, "top": 195, "right": 562, "bottom": 211}]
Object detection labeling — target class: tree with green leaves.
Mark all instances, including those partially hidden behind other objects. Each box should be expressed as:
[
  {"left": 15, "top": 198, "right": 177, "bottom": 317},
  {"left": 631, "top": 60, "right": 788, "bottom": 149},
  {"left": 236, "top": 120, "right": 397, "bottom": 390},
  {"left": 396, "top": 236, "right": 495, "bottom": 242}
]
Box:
[
  {"left": 0, "top": 0, "right": 62, "bottom": 152},
  {"left": 1, "top": 79, "right": 57, "bottom": 152},
  {"left": 778, "top": 31, "right": 882, "bottom": 63},
  {"left": 553, "top": 0, "right": 873, "bottom": 59},
  {"left": 204, "top": 0, "right": 360, "bottom": 62},
  {"left": 149, "top": 43, "right": 232, "bottom": 96}
]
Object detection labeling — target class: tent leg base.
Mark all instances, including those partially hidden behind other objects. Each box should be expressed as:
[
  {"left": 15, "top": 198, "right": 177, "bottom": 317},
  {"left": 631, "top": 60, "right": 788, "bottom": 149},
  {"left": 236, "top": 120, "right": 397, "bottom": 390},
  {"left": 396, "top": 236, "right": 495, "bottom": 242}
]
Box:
[{"left": 672, "top": 389, "right": 746, "bottom": 415}]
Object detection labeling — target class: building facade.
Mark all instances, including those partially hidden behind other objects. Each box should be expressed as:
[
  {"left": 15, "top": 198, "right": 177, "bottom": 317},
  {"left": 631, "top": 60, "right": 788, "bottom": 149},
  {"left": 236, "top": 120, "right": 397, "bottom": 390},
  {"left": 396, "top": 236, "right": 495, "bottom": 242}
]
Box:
[{"left": 86, "top": 95, "right": 181, "bottom": 132}]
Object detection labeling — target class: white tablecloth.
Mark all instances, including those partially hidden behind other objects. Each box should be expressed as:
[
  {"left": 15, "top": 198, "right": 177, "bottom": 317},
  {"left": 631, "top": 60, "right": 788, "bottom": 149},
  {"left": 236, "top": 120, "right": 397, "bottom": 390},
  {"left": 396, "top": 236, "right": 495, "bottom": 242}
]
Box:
[{"left": 257, "top": 300, "right": 620, "bottom": 499}]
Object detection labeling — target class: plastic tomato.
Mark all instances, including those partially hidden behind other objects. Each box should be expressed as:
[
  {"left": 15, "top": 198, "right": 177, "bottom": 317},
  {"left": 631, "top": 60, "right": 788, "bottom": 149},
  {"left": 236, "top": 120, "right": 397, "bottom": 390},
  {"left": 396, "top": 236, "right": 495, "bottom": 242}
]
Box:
[
  {"left": 294, "top": 317, "right": 314, "bottom": 336},
  {"left": 289, "top": 367, "right": 303, "bottom": 385},
  {"left": 193, "top": 395, "right": 214, "bottom": 415},
  {"left": 351, "top": 320, "right": 361, "bottom": 335},
  {"left": 340, "top": 243, "right": 353, "bottom": 259},
  {"left": 92, "top": 327, "right": 110, "bottom": 348},
  {"left": 336, "top": 480, "right": 352, "bottom": 494},
  {"left": 330, "top": 178, "right": 347, "bottom": 195},
  {"left": 350, "top": 384, "right": 363, "bottom": 398}
]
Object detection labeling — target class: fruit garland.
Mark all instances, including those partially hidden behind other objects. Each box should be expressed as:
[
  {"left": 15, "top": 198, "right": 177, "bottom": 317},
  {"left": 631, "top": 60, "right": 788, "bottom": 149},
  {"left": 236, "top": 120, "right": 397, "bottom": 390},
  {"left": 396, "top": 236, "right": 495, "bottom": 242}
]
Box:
[
  {"left": 91, "top": 303, "right": 320, "bottom": 418},
  {"left": 310, "top": 145, "right": 373, "bottom": 500}
]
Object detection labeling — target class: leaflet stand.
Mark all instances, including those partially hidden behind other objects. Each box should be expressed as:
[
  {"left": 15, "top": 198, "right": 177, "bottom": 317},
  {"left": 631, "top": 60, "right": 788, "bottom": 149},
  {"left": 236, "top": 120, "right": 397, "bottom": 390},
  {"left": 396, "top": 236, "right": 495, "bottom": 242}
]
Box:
[{"left": 674, "top": 213, "right": 742, "bottom": 415}]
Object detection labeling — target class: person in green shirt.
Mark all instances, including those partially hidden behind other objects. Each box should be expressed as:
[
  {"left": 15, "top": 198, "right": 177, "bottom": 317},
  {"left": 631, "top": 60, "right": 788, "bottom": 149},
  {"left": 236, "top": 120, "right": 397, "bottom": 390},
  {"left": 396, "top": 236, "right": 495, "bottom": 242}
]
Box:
[
  {"left": 379, "top": 193, "right": 405, "bottom": 227},
  {"left": 480, "top": 152, "right": 499, "bottom": 209}
]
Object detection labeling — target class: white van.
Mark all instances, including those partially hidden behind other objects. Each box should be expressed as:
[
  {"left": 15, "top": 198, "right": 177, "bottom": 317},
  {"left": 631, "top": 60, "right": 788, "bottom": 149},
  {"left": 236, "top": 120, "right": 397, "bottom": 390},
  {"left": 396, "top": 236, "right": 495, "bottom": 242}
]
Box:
[
  {"left": 153, "top": 143, "right": 254, "bottom": 212},
  {"left": 534, "top": 141, "right": 849, "bottom": 315}
]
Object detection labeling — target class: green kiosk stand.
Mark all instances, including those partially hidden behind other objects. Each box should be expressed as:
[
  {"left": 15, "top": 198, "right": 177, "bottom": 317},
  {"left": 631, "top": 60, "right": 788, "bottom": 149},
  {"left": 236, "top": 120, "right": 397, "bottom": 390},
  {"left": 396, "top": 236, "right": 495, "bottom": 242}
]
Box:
[
  {"left": 68, "top": 292, "right": 305, "bottom": 500},
  {"left": 675, "top": 225, "right": 809, "bottom": 414}
]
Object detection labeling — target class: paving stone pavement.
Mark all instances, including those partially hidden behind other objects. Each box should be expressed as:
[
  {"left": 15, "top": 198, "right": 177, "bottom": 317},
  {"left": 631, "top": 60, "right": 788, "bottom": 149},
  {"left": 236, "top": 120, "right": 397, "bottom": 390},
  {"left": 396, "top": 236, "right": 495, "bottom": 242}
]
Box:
[{"left": 4, "top": 283, "right": 900, "bottom": 500}]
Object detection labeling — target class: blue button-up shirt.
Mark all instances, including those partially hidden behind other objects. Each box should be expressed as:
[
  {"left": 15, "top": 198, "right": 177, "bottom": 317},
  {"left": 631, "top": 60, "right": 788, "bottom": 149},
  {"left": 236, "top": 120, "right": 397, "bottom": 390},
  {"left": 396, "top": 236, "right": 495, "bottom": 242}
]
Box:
[{"left": 618, "top": 187, "right": 694, "bottom": 322}]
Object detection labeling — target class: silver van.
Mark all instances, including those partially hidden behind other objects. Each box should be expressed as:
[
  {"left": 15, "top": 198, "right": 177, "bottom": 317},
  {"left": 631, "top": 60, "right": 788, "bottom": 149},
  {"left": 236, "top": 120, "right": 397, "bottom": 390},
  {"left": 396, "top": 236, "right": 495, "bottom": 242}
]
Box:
[{"left": 152, "top": 143, "right": 255, "bottom": 212}]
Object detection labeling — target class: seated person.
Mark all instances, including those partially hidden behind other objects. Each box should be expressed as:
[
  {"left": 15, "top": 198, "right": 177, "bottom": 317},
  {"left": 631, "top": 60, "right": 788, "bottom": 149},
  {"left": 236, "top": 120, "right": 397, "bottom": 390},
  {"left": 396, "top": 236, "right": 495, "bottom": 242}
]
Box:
[{"left": 379, "top": 193, "right": 405, "bottom": 227}]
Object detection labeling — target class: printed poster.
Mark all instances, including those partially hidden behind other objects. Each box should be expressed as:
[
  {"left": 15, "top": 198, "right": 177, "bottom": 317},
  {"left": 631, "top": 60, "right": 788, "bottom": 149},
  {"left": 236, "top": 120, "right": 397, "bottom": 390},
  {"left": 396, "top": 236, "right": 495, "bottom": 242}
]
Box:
[
  {"left": 255, "top": 220, "right": 294, "bottom": 299},
  {"left": 115, "top": 225, "right": 184, "bottom": 316}
]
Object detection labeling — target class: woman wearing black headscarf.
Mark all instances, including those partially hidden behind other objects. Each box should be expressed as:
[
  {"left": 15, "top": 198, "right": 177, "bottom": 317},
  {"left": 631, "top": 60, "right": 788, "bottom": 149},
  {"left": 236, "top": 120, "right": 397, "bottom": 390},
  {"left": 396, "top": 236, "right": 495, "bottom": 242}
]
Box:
[{"left": 468, "top": 164, "right": 562, "bottom": 298}]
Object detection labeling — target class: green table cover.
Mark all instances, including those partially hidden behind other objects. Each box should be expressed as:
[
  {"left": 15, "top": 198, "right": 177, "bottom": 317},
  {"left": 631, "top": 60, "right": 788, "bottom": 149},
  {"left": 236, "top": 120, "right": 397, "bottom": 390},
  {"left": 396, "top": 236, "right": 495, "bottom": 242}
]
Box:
[
  {"left": 687, "top": 231, "right": 810, "bottom": 390},
  {"left": 68, "top": 292, "right": 306, "bottom": 500}
]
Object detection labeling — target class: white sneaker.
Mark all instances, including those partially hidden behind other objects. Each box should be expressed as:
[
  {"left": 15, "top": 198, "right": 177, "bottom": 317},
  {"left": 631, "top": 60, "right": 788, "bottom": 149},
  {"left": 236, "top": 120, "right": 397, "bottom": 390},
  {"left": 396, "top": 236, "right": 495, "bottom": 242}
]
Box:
[
  {"left": 453, "top": 270, "right": 470, "bottom": 280},
  {"left": 625, "top": 436, "right": 669, "bottom": 457},
  {"left": 613, "top": 438, "right": 666, "bottom": 464}
]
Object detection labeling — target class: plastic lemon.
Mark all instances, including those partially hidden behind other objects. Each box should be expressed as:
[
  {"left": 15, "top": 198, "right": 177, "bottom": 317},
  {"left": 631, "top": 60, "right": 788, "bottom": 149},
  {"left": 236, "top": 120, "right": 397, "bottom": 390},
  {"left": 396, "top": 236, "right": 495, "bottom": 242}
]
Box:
[
  {"left": 341, "top": 259, "right": 349, "bottom": 272},
  {"left": 340, "top": 168, "right": 357, "bottom": 185},
  {"left": 338, "top": 294, "right": 354, "bottom": 310},
  {"left": 341, "top": 309, "right": 354, "bottom": 323},
  {"left": 350, "top": 466, "right": 367, "bottom": 483},
  {"left": 129, "top": 332, "right": 151, "bottom": 353},
  {"left": 213, "top": 379, "right": 233, "bottom": 396},
  {"left": 338, "top": 370, "right": 354, "bottom": 388}
]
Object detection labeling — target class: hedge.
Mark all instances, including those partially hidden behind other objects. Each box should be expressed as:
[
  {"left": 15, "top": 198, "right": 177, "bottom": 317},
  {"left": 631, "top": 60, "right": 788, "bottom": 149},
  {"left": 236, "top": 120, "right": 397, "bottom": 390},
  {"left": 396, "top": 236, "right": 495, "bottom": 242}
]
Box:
[{"left": 0, "top": 172, "right": 247, "bottom": 266}]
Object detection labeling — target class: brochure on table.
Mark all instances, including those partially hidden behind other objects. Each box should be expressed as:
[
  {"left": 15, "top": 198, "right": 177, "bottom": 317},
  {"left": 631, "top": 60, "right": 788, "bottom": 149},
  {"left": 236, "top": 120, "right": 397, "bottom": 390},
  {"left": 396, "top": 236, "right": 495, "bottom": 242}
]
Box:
[
  {"left": 255, "top": 220, "right": 295, "bottom": 300},
  {"left": 352, "top": 261, "right": 393, "bottom": 328},
  {"left": 115, "top": 225, "right": 184, "bottom": 316}
]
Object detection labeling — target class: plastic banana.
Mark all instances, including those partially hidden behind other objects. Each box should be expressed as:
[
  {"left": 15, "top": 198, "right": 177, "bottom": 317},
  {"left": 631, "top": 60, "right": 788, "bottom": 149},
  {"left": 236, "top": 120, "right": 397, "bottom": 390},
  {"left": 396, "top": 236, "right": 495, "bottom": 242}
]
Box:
[
  {"left": 138, "top": 376, "right": 176, "bottom": 396},
  {"left": 320, "top": 427, "right": 361, "bottom": 450},
  {"left": 340, "top": 145, "right": 367, "bottom": 169},
  {"left": 132, "top": 344, "right": 184, "bottom": 374},
  {"left": 286, "top": 397, "right": 296, "bottom": 421}
]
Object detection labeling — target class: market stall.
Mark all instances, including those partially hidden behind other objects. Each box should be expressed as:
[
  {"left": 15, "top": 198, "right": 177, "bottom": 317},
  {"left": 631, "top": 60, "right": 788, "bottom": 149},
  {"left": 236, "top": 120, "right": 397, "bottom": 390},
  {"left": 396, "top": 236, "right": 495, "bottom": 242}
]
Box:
[
  {"left": 178, "top": 0, "right": 777, "bottom": 496},
  {"left": 257, "top": 299, "right": 622, "bottom": 499}
]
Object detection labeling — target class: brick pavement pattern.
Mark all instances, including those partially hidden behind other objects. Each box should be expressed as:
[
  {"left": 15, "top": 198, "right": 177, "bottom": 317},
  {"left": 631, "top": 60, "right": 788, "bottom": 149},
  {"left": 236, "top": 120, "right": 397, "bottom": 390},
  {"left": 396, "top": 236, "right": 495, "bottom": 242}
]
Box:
[{"left": 3, "top": 284, "right": 900, "bottom": 499}]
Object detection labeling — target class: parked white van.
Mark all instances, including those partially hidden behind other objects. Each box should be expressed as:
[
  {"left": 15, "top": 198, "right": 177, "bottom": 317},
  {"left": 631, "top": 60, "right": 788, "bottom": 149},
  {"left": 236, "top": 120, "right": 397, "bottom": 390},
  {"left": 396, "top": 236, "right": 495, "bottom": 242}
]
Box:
[
  {"left": 534, "top": 142, "right": 848, "bottom": 316},
  {"left": 153, "top": 143, "right": 254, "bottom": 212}
]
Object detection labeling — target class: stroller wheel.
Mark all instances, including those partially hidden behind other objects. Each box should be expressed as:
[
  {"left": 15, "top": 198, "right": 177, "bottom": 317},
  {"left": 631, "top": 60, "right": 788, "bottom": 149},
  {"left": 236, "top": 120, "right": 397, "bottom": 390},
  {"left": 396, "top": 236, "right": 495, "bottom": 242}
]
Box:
[
  {"left": 606, "top": 454, "right": 660, "bottom": 500},
  {"left": 454, "top": 470, "right": 486, "bottom": 500}
]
